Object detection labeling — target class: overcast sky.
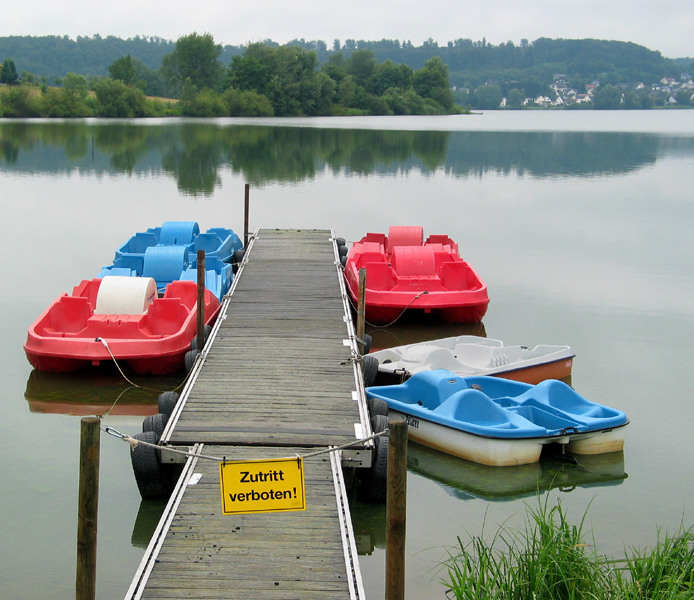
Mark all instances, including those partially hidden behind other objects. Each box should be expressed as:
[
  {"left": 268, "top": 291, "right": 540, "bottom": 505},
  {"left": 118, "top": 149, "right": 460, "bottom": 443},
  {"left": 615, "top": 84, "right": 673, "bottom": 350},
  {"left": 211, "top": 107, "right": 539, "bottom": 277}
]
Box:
[{"left": 3, "top": 0, "right": 693, "bottom": 58}]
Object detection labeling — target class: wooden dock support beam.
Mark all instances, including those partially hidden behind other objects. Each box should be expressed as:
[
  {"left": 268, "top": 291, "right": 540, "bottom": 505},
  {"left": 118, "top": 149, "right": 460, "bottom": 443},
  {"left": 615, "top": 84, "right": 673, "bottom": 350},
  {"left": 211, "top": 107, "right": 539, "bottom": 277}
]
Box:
[
  {"left": 357, "top": 268, "right": 366, "bottom": 355},
  {"left": 196, "top": 249, "right": 206, "bottom": 352},
  {"left": 386, "top": 420, "right": 408, "bottom": 600},
  {"left": 244, "top": 183, "right": 250, "bottom": 248},
  {"left": 76, "top": 417, "right": 100, "bottom": 600}
]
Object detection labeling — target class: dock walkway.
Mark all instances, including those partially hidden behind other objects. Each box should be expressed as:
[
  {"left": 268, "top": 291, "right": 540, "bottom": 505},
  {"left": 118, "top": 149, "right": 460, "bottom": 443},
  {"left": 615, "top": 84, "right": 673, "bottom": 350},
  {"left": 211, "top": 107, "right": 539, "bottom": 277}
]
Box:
[{"left": 126, "top": 229, "right": 370, "bottom": 600}]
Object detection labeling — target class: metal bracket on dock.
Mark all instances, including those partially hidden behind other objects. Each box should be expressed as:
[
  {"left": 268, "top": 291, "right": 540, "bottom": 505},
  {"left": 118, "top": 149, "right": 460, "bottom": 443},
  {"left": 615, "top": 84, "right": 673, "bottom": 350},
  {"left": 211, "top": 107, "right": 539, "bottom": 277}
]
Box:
[
  {"left": 159, "top": 445, "right": 194, "bottom": 464},
  {"left": 341, "top": 448, "right": 371, "bottom": 468}
]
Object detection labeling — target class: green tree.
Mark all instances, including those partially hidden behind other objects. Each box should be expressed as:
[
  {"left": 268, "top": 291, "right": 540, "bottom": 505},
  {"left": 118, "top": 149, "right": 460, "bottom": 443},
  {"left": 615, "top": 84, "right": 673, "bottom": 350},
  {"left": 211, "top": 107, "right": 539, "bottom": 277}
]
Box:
[
  {"left": 675, "top": 89, "right": 692, "bottom": 106},
  {"left": 367, "top": 60, "right": 412, "bottom": 96},
  {"left": 0, "top": 86, "right": 41, "bottom": 116},
  {"left": 108, "top": 55, "right": 138, "bottom": 86},
  {"left": 593, "top": 84, "right": 622, "bottom": 109},
  {"left": 228, "top": 43, "right": 327, "bottom": 116},
  {"left": 223, "top": 88, "right": 274, "bottom": 116},
  {"left": 506, "top": 88, "right": 525, "bottom": 108},
  {"left": 413, "top": 56, "right": 455, "bottom": 110},
  {"left": 1, "top": 59, "right": 19, "bottom": 84},
  {"left": 94, "top": 78, "right": 147, "bottom": 117},
  {"left": 321, "top": 52, "right": 348, "bottom": 85},
  {"left": 346, "top": 49, "right": 377, "bottom": 87},
  {"left": 161, "top": 32, "right": 225, "bottom": 93},
  {"left": 41, "top": 72, "right": 92, "bottom": 117},
  {"left": 475, "top": 84, "right": 503, "bottom": 109}
]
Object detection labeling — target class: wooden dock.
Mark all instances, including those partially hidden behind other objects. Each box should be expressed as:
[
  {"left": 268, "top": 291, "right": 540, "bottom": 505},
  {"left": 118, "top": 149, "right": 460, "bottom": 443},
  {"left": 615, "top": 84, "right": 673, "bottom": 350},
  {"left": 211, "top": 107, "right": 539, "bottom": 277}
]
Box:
[{"left": 126, "top": 229, "right": 371, "bottom": 600}]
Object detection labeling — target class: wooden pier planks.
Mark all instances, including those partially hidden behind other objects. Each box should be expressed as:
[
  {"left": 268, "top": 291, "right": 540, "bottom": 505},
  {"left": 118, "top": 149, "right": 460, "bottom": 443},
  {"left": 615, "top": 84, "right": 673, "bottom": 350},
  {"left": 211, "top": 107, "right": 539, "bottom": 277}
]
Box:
[
  {"left": 136, "top": 446, "right": 358, "bottom": 600},
  {"left": 128, "top": 230, "right": 366, "bottom": 599},
  {"left": 168, "top": 229, "right": 361, "bottom": 449}
]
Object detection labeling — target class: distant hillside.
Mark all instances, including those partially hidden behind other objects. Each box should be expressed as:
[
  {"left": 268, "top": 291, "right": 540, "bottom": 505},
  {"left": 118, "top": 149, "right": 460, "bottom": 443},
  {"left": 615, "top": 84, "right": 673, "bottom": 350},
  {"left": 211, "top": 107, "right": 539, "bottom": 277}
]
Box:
[
  {"left": 288, "top": 37, "right": 683, "bottom": 87},
  {"left": 0, "top": 34, "right": 687, "bottom": 89},
  {"left": 0, "top": 35, "right": 174, "bottom": 80}
]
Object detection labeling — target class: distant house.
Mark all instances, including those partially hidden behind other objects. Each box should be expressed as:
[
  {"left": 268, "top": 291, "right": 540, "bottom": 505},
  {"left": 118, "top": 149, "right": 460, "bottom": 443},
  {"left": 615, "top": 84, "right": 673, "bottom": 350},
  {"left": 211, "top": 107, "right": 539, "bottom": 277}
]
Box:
[
  {"left": 576, "top": 94, "right": 592, "bottom": 103},
  {"left": 661, "top": 77, "right": 677, "bottom": 86}
]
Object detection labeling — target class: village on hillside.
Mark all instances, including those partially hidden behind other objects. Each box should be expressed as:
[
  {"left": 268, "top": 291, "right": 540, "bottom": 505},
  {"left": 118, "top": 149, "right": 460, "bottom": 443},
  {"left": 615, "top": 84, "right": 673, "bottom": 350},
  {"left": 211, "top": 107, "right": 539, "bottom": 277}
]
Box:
[{"left": 504, "top": 73, "right": 694, "bottom": 108}]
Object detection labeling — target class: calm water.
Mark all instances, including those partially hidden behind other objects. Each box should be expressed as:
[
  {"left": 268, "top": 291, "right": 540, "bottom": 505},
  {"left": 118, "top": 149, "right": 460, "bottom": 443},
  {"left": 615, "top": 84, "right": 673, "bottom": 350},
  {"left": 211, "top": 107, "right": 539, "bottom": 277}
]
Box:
[{"left": 2, "top": 111, "right": 694, "bottom": 599}]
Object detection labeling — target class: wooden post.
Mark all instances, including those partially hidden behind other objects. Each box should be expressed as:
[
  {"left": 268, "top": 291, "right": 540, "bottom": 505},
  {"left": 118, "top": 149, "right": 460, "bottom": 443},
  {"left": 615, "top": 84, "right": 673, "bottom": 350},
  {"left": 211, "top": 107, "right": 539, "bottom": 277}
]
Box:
[
  {"left": 196, "top": 249, "right": 205, "bottom": 352},
  {"left": 244, "top": 183, "right": 250, "bottom": 248},
  {"left": 385, "top": 420, "right": 408, "bottom": 600},
  {"left": 76, "top": 417, "right": 100, "bottom": 600},
  {"left": 357, "top": 268, "right": 366, "bottom": 355}
]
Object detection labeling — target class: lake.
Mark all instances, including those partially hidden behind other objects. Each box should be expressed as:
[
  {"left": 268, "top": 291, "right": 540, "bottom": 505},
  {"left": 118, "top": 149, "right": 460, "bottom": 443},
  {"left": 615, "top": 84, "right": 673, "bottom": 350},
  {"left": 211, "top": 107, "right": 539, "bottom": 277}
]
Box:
[{"left": 2, "top": 110, "right": 694, "bottom": 599}]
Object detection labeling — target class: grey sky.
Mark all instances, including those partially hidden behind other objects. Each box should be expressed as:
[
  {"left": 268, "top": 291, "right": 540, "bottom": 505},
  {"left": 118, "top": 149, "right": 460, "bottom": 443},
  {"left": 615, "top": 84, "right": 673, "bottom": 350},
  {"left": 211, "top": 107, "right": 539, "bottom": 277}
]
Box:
[{"left": 4, "top": 0, "right": 693, "bottom": 58}]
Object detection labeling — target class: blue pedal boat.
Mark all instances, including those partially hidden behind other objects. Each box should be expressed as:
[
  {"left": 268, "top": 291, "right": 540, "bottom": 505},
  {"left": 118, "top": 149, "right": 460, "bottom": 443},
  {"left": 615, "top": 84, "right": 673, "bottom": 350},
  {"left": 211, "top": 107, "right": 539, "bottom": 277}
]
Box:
[
  {"left": 98, "top": 221, "right": 243, "bottom": 301},
  {"left": 366, "top": 370, "right": 628, "bottom": 466}
]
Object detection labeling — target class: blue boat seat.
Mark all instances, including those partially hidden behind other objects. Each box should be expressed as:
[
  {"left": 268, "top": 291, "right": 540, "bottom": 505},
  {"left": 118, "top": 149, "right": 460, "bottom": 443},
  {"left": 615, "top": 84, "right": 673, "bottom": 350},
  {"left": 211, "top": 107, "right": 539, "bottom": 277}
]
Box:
[
  {"left": 509, "top": 404, "right": 583, "bottom": 433},
  {"left": 193, "top": 232, "right": 224, "bottom": 254},
  {"left": 120, "top": 232, "right": 158, "bottom": 255},
  {"left": 143, "top": 246, "right": 189, "bottom": 290},
  {"left": 159, "top": 221, "right": 200, "bottom": 245}
]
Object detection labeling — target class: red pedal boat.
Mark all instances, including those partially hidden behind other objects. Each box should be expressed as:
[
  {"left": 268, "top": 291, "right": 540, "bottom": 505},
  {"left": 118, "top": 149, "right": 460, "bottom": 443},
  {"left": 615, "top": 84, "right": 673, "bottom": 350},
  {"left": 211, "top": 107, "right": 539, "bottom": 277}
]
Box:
[
  {"left": 24, "top": 276, "right": 220, "bottom": 375},
  {"left": 344, "top": 226, "right": 489, "bottom": 324}
]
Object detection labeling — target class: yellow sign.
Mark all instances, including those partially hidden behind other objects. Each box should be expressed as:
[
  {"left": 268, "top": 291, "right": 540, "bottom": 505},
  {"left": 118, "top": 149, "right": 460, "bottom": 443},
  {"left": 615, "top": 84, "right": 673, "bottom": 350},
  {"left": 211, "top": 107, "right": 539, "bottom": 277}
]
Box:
[{"left": 219, "top": 457, "right": 306, "bottom": 515}]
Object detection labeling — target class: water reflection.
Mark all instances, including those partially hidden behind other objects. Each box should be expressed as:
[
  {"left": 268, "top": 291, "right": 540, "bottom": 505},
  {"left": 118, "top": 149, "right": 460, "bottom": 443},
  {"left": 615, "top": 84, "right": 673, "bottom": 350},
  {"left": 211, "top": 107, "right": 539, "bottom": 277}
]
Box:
[
  {"left": 407, "top": 443, "right": 627, "bottom": 502},
  {"left": 131, "top": 499, "right": 167, "bottom": 549},
  {"left": 24, "top": 368, "right": 179, "bottom": 416},
  {"left": 2, "top": 121, "right": 694, "bottom": 196}
]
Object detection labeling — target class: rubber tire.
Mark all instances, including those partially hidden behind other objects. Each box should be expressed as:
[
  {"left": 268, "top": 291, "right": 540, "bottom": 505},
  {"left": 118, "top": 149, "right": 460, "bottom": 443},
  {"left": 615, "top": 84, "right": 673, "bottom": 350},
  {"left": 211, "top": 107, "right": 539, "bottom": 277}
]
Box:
[
  {"left": 190, "top": 324, "right": 212, "bottom": 350},
  {"left": 336, "top": 238, "right": 346, "bottom": 248},
  {"left": 184, "top": 349, "right": 200, "bottom": 373},
  {"left": 232, "top": 248, "right": 245, "bottom": 273},
  {"left": 367, "top": 397, "right": 389, "bottom": 417},
  {"left": 340, "top": 254, "right": 347, "bottom": 267},
  {"left": 142, "top": 412, "right": 168, "bottom": 440},
  {"left": 131, "top": 431, "right": 168, "bottom": 500},
  {"left": 232, "top": 248, "right": 245, "bottom": 263},
  {"left": 338, "top": 244, "right": 348, "bottom": 259},
  {"left": 362, "top": 355, "right": 379, "bottom": 387},
  {"left": 371, "top": 413, "right": 389, "bottom": 434},
  {"left": 158, "top": 391, "right": 180, "bottom": 418},
  {"left": 359, "top": 434, "right": 389, "bottom": 504},
  {"left": 363, "top": 333, "right": 373, "bottom": 354}
]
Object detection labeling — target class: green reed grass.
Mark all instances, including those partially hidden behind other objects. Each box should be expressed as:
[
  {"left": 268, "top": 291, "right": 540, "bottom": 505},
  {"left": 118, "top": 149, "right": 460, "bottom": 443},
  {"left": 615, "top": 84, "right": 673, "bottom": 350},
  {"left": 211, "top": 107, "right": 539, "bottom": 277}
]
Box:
[{"left": 441, "top": 495, "right": 694, "bottom": 600}]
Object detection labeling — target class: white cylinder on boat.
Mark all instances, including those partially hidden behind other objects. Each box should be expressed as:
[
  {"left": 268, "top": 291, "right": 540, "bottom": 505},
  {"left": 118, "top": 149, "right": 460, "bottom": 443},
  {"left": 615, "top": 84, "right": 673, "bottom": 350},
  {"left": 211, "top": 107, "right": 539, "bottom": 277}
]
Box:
[{"left": 95, "top": 276, "right": 157, "bottom": 315}]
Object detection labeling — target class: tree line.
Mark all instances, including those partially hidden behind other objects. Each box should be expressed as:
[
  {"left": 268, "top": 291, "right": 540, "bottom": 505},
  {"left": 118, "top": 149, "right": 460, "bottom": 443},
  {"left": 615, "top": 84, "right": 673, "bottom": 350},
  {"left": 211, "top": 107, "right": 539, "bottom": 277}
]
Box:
[
  {"left": 0, "top": 33, "right": 464, "bottom": 118},
  {"left": 1, "top": 33, "right": 692, "bottom": 117}
]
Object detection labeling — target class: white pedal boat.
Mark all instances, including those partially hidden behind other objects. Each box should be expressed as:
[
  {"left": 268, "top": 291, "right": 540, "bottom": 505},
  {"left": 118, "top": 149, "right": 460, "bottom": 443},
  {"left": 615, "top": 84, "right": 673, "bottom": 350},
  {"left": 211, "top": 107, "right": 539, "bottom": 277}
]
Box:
[{"left": 370, "top": 335, "right": 574, "bottom": 384}]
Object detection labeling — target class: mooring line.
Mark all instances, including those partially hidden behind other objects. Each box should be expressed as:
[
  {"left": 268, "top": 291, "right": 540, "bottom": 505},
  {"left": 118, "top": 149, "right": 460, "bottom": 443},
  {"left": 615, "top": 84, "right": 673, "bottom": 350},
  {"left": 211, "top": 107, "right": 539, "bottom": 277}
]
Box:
[
  {"left": 345, "top": 290, "right": 428, "bottom": 329},
  {"left": 95, "top": 337, "right": 192, "bottom": 394},
  {"left": 102, "top": 424, "right": 388, "bottom": 463}
]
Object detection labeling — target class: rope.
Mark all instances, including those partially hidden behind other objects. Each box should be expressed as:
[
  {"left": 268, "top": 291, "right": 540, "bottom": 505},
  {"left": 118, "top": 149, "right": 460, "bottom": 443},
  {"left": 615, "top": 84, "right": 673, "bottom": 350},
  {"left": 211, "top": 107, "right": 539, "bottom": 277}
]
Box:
[
  {"left": 95, "top": 337, "right": 194, "bottom": 394},
  {"left": 100, "top": 385, "right": 138, "bottom": 419},
  {"left": 346, "top": 290, "right": 429, "bottom": 329},
  {"left": 102, "top": 424, "right": 388, "bottom": 463}
]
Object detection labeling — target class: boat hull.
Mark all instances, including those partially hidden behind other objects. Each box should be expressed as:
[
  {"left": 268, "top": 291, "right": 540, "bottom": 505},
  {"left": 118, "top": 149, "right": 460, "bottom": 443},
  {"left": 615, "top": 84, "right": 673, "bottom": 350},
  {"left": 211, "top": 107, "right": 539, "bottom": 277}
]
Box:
[
  {"left": 344, "top": 227, "right": 489, "bottom": 325},
  {"left": 371, "top": 335, "right": 575, "bottom": 385},
  {"left": 367, "top": 371, "right": 628, "bottom": 466},
  {"left": 389, "top": 408, "right": 627, "bottom": 466},
  {"left": 25, "top": 279, "right": 220, "bottom": 375}
]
